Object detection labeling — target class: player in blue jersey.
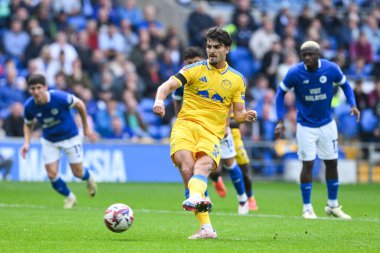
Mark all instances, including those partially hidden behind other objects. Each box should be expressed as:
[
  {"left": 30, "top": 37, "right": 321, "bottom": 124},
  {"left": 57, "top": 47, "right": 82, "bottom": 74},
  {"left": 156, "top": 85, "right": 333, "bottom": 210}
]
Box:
[
  {"left": 21, "top": 74, "right": 98, "bottom": 209},
  {"left": 275, "top": 41, "right": 360, "bottom": 219}
]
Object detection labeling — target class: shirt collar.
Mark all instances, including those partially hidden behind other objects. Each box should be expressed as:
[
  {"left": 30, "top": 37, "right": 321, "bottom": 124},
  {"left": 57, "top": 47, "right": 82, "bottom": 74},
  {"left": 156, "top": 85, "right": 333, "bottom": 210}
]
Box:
[
  {"left": 206, "top": 60, "right": 229, "bottom": 74},
  {"left": 304, "top": 59, "right": 321, "bottom": 70},
  {"left": 46, "top": 91, "right": 51, "bottom": 102}
]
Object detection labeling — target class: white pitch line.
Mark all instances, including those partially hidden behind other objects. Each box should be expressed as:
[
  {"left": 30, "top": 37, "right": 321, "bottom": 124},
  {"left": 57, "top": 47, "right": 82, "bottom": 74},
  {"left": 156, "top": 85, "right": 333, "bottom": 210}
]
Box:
[{"left": 0, "top": 203, "right": 379, "bottom": 223}]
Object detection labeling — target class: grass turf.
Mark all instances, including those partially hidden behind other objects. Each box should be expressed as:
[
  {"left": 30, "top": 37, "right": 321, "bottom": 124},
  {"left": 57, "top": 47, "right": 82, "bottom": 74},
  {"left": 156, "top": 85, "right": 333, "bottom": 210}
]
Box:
[{"left": 0, "top": 181, "right": 379, "bottom": 253}]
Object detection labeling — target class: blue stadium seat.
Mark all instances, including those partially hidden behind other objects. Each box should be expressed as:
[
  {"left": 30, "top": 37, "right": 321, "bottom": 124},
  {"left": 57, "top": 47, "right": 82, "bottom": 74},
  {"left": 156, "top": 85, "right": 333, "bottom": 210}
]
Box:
[
  {"left": 228, "top": 47, "right": 258, "bottom": 80},
  {"left": 148, "top": 125, "right": 171, "bottom": 139},
  {"left": 147, "top": 125, "right": 159, "bottom": 139},
  {"left": 334, "top": 103, "right": 359, "bottom": 138},
  {"left": 141, "top": 111, "right": 161, "bottom": 126},
  {"left": 360, "top": 108, "right": 379, "bottom": 133},
  {"left": 138, "top": 98, "right": 161, "bottom": 126},
  {"left": 138, "top": 98, "right": 155, "bottom": 112},
  {"left": 159, "top": 124, "right": 171, "bottom": 138}
]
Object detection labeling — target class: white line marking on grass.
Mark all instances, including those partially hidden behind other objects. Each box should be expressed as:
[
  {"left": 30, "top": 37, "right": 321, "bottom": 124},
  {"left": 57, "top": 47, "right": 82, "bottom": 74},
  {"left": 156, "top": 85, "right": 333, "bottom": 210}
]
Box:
[{"left": 0, "top": 203, "right": 379, "bottom": 223}]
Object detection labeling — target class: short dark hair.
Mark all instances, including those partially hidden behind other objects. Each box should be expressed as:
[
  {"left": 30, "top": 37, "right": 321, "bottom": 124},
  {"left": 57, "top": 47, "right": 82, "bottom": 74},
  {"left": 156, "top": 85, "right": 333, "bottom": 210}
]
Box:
[
  {"left": 27, "top": 74, "right": 46, "bottom": 87},
  {"left": 205, "top": 27, "right": 232, "bottom": 47},
  {"left": 183, "top": 47, "right": 203, "bottom": 60}
]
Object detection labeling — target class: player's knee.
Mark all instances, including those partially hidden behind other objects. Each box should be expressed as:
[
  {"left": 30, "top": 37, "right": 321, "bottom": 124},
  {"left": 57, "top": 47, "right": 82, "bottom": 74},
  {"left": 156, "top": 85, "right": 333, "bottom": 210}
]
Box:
[
  {"left": 324, "top": 159, "right": 337, "bottom": 169},
  {"left": 193, "top": 162, "right": 213, "bottom": 175},
  {"left": 302, "top": 160, "right": 314, "bottom": 171},
  {"left": 70, "top": 164, "right": 84, "bottom": 178},
  {"left": 180, "top": 166, "right": 193, "bottom": 184},
  {"left": 223, "top": 159, "right": 237, "bottom": 170},
  {"left": 46, "top": 171, "right": 58, "bottom": 180}
]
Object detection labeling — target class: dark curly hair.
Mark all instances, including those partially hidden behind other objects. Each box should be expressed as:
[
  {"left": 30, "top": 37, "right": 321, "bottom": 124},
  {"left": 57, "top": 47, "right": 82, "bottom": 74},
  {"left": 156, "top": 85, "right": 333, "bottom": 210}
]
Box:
[
  {"left": 205, "top": 27, "right": 232, "bottom": 47},
  {"left": 183, "top": 47, "right": 204, "bottom": 60}
]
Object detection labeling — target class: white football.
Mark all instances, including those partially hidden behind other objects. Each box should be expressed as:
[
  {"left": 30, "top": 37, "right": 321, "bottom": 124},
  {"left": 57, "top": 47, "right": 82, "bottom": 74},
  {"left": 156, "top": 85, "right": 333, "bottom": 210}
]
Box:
[{"left": 104, "top": 203, "right": 134, "bottom": 233}]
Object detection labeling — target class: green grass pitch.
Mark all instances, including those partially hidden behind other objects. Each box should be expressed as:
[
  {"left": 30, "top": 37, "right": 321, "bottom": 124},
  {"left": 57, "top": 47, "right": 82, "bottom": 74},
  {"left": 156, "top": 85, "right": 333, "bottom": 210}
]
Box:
[{"left": 0, "top": 181, "right": 379, "bottom": 253}]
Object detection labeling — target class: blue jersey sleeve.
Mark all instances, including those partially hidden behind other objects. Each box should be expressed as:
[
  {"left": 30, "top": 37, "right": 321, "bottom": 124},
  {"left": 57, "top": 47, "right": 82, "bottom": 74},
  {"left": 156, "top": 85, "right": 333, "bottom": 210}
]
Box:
[
  {"left": 280, "top": 67, "right": 296, "bottom": 92},
  {"left": 52, "top": 90, "right": 77, "bottom": 108},
  {"left": 331, "top": 62, "right": 345, "bottom": 84},
  {"left": 331, "top": 63, "right": 357, "bottom": 107},
  {"left": 172, "top": 86, "right": 184, "bottom": 101},
  {"left": 275, "top": 88, "right": 287, "bottom": 121},
  {"left": 23, "top": 104, "right": 34, "bottom": 124}
]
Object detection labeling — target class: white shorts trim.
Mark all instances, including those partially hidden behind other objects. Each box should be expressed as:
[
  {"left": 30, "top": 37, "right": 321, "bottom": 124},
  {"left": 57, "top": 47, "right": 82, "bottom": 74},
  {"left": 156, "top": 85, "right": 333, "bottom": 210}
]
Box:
[
  {"left": 41, "top": 135, "right": 83, "bottom": 165},
  {"left": 220, "top": 128, "right": 236, "bottom": 159},
  {"left": 296, "top": 120, "right": 338, "bottom": 161}
]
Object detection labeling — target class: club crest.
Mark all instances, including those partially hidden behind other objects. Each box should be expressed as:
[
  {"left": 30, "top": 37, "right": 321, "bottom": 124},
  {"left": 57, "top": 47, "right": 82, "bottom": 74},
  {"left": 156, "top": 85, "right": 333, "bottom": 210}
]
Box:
[
  {"left": 51, "top": 108, "right": 58, "bottom": 115},
  {"left": 319, "top": 75, "right": 327, "bottom": 83},
  {"left": 221, "top": 79, "right": 232, "bottom": 90}
]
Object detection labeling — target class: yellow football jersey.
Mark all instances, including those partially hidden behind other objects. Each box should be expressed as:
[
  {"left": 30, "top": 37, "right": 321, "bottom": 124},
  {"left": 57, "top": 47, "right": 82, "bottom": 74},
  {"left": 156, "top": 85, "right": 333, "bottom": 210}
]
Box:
[{"left": 171, "top": 60, "right": 246, "bottom": 139}]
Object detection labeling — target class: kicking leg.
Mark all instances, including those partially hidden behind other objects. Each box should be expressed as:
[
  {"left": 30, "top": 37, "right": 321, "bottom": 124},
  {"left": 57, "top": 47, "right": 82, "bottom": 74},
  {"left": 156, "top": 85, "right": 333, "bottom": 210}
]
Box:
[{"left": 174, "top": 150, "right": 216, "bottom": 239}]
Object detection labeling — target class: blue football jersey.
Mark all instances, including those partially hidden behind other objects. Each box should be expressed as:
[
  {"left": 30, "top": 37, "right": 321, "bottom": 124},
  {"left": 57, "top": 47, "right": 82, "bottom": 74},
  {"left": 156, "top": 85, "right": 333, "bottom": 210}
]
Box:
[
  {"left": 24, "top": 90, "right": 79, "bottom": 142},
  {"left": 172, "top": 85, "right": 184, "bottom": 101},
  {"left": 279, "top": 59, "right": 347, "bottom": 128}
]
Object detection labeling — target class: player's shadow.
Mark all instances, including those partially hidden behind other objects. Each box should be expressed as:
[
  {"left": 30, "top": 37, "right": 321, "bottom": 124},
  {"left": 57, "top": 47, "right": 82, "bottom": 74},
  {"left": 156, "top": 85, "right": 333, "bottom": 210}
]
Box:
[{"left": 106, "top": 238, "right": 140, "bottom": 242}]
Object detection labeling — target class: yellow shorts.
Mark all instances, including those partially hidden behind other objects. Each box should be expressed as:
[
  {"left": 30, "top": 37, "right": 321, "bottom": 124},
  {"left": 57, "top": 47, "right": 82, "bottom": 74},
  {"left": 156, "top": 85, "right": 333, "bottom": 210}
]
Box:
[
  {"left": 170, "top": 120, "right": 221, "bottom": 166},
  {"left": 231, "top": 128, "right": 250, "bottom": 165}
]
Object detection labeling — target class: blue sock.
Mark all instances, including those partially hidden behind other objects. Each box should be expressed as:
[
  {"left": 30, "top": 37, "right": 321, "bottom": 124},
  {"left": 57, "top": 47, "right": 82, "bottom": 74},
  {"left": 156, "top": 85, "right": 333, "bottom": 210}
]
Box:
[
  {"left": 226, "top": 162, "right": 246, "bottom": 195},
  {"left": 326, "top": 179, "right": 339, "bottom": 200},
  {"left": 204, "top": 189, "right": 209, "bottom": 198},
  {"left": 81, "top": 168, "right": 90, "bottom": 180},
  {"left": 51, "top": 177, "right": 70, "bottom": 197},
  {"left": 300, "top": 183, "right": 312, "bottom": 204}
]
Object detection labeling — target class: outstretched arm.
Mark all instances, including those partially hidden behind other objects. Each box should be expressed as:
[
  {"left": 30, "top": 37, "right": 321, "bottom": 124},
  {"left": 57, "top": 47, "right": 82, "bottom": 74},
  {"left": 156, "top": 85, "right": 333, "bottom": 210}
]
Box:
[
  {"left": 233, "top": 102, "right": 257, "bottom": 123},
  {"left": 340, "top": 81, "right": 360, "bottom": 122},
  {"left": 21, "top": 123, "right": 33, "bottom": 159},
  {"left": 153, "top": 78, "right": 181, "bottom": 118},
  {"left": 274, "top": 88, "right": 287, "bottom": 139},
  {"left": 73, "top": 99, "right": 98, "bottom": 142}
]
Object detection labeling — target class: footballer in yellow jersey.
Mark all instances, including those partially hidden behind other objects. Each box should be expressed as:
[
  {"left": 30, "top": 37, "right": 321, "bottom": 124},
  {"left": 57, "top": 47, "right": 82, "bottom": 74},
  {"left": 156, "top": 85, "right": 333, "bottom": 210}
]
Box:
[
  {"left": 173, "top": 59, "right": 246, "bottom": 140},
  {"left": 153, "top": 27, "right": 257, "bottom": 239}
]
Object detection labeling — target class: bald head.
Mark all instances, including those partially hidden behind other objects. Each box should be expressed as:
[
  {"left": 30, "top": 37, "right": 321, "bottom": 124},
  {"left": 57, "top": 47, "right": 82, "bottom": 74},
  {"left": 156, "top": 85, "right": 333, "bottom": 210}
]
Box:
[{"left": 301, "top": 41, "right": 320, "bottom": 51}]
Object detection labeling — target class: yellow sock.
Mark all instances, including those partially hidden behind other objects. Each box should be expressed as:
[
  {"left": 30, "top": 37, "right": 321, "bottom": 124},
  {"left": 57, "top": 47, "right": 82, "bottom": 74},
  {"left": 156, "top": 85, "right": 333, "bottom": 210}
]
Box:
[
  {"left": 195, "top": 211, "right": 211, "bottom": 226},
  {"left": 188, "top": 175, "right": 208, "bottom": 198}
]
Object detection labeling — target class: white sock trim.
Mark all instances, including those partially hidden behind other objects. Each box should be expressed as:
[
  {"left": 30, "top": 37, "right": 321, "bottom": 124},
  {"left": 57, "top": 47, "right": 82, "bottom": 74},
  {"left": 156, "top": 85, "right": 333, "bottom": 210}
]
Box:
[
  {"left": 223, "top": 160, "right": 237, "bottom": 170},
  {"left": 328, "top": 199, "right": 339, "bottom": 208},
  {"left": 303, "top": 203, "right": 313, "bottom": 212},
  {"left": 201, "top": 224, "right": 213, "bottom": 232},
  {"left": 237, "top": 193, "right": 248, "bottom": 203}
]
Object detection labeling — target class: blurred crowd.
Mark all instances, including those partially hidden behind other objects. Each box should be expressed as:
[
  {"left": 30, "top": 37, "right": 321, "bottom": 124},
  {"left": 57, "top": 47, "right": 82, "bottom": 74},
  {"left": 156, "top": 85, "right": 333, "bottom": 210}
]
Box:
[{"left": 0, "top": 0, "right": 379, "bottom": 149}]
